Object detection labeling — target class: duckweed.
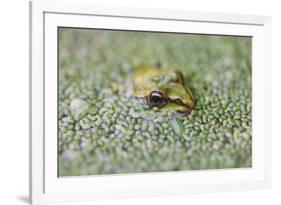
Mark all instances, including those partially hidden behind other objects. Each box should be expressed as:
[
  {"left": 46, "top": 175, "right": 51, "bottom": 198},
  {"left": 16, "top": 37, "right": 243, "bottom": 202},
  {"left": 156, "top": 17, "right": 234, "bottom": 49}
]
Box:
[{"left": 58, "top": 28, "right": 252, "bottom": 176}]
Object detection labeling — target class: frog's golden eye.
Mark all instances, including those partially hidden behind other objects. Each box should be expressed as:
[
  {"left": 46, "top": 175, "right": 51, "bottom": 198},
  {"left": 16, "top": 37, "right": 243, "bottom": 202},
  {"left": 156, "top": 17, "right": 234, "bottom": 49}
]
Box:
[{"left": 149, "top": 90, "right": 165, "bottom": 107}]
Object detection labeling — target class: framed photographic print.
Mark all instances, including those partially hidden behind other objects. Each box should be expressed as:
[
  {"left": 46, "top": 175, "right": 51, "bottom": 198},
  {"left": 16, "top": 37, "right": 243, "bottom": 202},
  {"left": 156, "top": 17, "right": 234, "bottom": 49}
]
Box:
[{"left": 29, "top": 0, "right": 271, "bottom": 204}]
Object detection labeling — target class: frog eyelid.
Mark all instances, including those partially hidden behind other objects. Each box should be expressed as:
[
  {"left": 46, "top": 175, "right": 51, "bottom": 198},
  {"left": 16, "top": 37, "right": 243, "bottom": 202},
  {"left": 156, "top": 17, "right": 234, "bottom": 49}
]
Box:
[
  {"left": 151, "top": 90, "right": 163, "bottom": 95},
  {"left": 151, "top": 91, "right": 163, "bottom": 98}
]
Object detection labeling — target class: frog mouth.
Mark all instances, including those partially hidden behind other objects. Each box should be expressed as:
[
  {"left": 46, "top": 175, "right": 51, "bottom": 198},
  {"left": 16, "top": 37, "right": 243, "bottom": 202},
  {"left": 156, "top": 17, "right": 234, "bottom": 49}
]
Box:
[{"left": 174, "top": 107, "right": 191, "bottom": 117}]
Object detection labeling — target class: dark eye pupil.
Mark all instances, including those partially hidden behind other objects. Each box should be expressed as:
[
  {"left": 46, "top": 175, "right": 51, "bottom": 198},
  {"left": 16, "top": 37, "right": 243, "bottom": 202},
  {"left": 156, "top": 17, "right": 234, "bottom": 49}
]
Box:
[{"left": 151, "top": 95, "right": 162, "bottom": 103}]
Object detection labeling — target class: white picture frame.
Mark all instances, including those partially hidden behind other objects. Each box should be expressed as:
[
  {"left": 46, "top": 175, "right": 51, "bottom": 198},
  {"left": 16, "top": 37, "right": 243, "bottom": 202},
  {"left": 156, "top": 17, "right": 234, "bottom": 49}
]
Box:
[{"left": 30, "top": 1, "right": 272, "bottom": 204}]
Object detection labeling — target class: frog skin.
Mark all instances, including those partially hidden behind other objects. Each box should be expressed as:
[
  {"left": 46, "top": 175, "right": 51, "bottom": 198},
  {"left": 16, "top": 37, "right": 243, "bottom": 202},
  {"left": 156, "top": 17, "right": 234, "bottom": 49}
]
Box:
[{"left": 130, "top": 65, "right": 195, "bottom": 116}]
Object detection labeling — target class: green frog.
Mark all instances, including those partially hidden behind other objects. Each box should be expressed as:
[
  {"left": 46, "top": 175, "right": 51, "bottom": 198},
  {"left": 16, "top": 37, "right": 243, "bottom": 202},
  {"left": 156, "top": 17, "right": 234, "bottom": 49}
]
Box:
[{"left": 129, "top": 65, "right": 195, "bottom": 116}]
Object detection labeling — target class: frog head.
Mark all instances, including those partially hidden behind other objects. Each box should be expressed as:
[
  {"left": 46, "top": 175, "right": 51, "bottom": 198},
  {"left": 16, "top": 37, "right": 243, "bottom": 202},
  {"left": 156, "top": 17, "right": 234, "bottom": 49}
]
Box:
[{"left": 131, "top": 66, "right": 195, "bottom": 116}]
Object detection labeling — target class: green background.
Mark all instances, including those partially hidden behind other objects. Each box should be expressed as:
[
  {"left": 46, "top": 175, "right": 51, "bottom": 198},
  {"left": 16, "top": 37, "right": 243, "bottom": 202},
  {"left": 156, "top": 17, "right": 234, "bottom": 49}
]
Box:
[{"left": 58, "top": 28, "right": 252, "bottom": 176}]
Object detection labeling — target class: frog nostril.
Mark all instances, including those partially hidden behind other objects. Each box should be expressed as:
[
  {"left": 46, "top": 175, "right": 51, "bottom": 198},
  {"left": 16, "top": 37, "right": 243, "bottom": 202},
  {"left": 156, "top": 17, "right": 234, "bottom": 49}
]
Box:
[{"left": 174, "top": 98, "right": 182, "bottom": 104}]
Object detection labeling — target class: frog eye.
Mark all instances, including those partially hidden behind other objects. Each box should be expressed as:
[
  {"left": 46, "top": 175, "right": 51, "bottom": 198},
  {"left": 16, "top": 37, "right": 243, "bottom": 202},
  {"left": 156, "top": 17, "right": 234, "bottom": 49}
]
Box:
[{"left": 149, "top": 91, "right": 164, "bottom": 106}]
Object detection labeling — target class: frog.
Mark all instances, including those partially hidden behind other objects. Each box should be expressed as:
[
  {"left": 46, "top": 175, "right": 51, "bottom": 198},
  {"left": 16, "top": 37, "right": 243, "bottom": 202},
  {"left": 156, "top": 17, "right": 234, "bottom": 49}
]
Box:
[{"left": 129, "top": 65, "right": 195, "bottom": 116}]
